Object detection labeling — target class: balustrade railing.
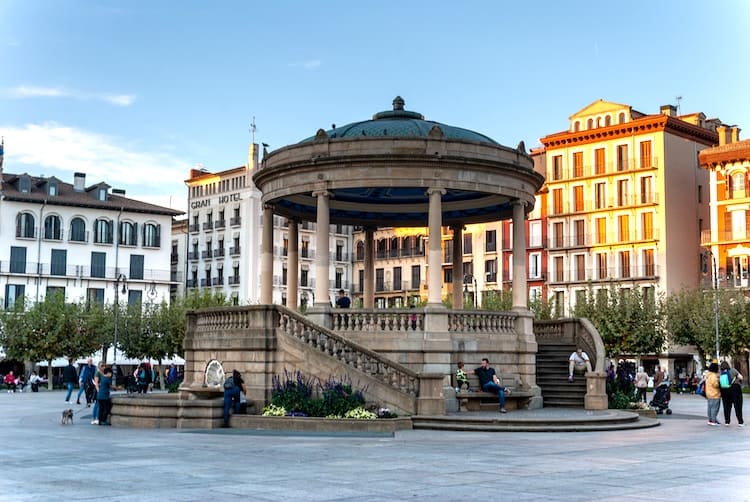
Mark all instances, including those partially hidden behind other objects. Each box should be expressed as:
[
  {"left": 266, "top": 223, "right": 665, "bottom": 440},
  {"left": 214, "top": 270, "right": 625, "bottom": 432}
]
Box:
[
  {"left": 447, "top": 310, "right": 517, "bottom": 333},
  {"left": 330, "top": 309, "right": 424, "bottom": 332}
]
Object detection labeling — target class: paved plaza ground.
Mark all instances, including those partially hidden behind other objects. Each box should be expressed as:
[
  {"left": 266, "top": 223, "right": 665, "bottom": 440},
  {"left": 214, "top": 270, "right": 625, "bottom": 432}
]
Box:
[{"left": 0, "top": 388, "right": 747, "bottom": 501}]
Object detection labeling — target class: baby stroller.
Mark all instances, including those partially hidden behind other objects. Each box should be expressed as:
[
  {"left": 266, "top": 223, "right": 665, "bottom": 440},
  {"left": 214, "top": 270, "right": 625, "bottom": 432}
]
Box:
[
  {"left": 649, "top": 380, "right": 672, "bottom": 415},
  {"left": 125, "top": 375, "right": 139, "bottom": 394}
]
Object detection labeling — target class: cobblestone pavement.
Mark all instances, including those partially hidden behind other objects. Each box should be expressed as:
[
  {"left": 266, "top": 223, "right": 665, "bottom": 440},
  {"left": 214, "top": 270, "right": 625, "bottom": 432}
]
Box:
[{"left": 0, "top": 388, "right": 747, "bottom": 501}]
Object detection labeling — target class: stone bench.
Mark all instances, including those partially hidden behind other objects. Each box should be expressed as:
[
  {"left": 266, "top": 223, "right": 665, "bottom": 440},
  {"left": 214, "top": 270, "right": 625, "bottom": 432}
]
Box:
[{"left": 453, "top": 373, "right": 534, "bottom": 411}]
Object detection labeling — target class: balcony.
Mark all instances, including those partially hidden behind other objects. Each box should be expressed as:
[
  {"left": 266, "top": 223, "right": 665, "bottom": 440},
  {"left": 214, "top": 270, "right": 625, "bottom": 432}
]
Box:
[
  {"left": 214, "top": 219, "right": 226, "bottom": 229},
  {"left": 201, "top": 250, "right": 212, "bottom": 259},
  {"left": 214, "top": 248, "right": 225, "bottom": 258},
  {"left": 170, "top": 253, "right": 179, "bottom": 264},
  {"left": 189, "top": 224, "right": 200, "bottom": 233},
  {"left": 188, "top": 251, "right": 200, "bottom": 261},
  {"left": 230, "top": 216, "right": 242, "bottom": 226},
  {"left": 549, "top": 157, "right": 661, "bottom": 182},
  {"left": 228, "top": 276, "right": 240, "bottom": 285},
  {"left": 229, "top": 246, "right": 241, "bottom": 256},
  {"left": 212, "top": 277, "right": 223, "bottom": 286},
  {"left": 186, "top": 279, "right": 198, "bottom": 288},
  {"left": 547, "top": 265, "right": 660, "bottom": 284}
]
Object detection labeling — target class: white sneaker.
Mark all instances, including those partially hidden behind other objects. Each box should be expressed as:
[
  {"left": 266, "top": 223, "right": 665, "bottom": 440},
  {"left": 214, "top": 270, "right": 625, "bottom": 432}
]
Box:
[{"left": 91, "top": 419, "right": 99, "bottom": 425}]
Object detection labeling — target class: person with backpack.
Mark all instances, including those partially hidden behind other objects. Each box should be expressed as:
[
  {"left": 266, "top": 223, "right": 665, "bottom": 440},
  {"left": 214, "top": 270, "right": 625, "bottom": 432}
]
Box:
[
  {"left": 222, "top": 370, "right": 247, "bottom": 428},
  {"left": 719, "top": 361, "right": 744, "bottom": 427}
]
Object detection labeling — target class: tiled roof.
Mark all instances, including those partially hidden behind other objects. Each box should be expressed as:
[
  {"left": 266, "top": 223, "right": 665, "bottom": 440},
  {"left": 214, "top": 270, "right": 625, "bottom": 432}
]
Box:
[
  {"left": 699, "top": 139, "right": 750, "bottom": 165},
  {"left": 1, "top": 172, "right": 183, "bottom": 216}
]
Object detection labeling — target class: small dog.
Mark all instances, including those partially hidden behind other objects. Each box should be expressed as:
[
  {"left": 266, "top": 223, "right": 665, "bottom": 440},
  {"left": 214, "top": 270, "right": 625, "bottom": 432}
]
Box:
[{"left": 61, "top": 409, "right": 74, "bottom": 425}]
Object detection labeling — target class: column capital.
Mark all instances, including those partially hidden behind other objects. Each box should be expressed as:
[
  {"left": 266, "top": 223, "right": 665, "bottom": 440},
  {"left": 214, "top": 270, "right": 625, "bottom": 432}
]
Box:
[
  {"left": 312, "top": 189, "right": 331, "bottom": 199},
  {"left": 426, "top": 187, "right": 446, "bottom": 197}
]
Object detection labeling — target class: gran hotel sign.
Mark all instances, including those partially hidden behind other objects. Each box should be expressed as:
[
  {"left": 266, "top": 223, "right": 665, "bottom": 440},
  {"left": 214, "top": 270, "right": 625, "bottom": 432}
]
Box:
[{"left": 190, "top": 192, "right": 242, "bottom": 209}]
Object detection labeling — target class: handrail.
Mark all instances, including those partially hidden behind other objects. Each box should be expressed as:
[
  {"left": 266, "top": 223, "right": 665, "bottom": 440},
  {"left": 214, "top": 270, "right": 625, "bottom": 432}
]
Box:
[{"left": 277, "top": 306, "right": 420, "bottom": 396}]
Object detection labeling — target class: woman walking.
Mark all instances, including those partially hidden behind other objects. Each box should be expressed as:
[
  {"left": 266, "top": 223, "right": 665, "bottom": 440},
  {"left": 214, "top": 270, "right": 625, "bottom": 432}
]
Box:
[
  {"left": 705, "top": 362, "right": 722, "bottom": 426},
  {"left": 719, "top": 361, "right": 745, "bottom": 427}
]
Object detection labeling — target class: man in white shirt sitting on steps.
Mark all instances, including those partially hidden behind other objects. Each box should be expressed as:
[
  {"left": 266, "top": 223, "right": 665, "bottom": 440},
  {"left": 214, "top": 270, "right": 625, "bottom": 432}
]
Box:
[{"left": 568, "top": 348, "right": 592, "bottom": 382}]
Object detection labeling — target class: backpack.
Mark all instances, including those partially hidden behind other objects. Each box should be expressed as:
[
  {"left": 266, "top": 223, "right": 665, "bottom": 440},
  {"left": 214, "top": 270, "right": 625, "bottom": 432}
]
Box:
[
  {"left": 719, "top": 370, "right": 733, "bottom": 389},
  {"left": 696, "top": 379, "right": 706, "bottom": 398},
  {"left": 223, "top": 376, "right": 234, "bottom": 390}
]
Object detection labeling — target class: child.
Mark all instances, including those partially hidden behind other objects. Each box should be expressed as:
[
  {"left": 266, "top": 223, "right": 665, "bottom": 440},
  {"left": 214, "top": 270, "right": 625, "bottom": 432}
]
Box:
[{"left": 455, "top": 361, "right": 469, "bottom": 392}]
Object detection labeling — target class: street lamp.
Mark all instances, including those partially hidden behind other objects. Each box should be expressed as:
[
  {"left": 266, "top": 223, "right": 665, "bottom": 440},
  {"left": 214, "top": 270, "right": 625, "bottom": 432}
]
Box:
[
  {"left": 147, "top": 281, "right": 158, "bottom": 302},
  {"left": 702, "top": 249, "right": 720, "bottom": 362},
  {"left": 463, "top": 274, "right": 478, "bottom": 309},
  {"left": 113, "top": 273, "right": 127, "bottom": 383}
]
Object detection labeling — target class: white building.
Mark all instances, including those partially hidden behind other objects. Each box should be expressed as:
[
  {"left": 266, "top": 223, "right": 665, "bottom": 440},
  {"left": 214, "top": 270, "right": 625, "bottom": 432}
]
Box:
[
  {"left": 182, "top": 144, "right": 353, "bottom": 306},
  {"left": 0, "top": 170, "right": 182, "bottom": 307}
]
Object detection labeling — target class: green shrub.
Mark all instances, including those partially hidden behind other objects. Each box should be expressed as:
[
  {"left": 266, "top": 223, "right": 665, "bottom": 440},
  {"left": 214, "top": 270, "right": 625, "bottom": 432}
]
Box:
[
  {"left": 320, "top": 375, "right": 366, "bottom": 417},
  {"left": 608, "top": 391, "right": 632, "bottom": 410},
  {"left": 271, "top": 369, "right": 316, "bottom": 415},
  {"left": 269, "top": 369, "right": 369, "bottom": 418}
]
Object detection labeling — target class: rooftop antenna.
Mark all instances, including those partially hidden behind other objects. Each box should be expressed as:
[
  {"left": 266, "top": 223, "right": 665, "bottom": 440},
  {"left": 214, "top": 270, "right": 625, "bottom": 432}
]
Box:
[
  {"left": 250, "top": 116, "right": 257, "bottom": 144},
  {"left": 675, "top": 95, "right": 682, "bottom": 115}
]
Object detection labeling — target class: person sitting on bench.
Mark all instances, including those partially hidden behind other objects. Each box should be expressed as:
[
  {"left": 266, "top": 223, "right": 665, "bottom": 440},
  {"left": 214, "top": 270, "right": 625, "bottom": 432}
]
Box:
[{"left": 474, "top": 358, "right": 508, "bottom": 413}]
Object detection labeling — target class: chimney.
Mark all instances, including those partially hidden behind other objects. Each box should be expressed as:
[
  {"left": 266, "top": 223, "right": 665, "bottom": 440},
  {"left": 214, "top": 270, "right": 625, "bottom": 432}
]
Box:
[
  {"left": 660, "top": 104, "right": 677, "bottom": 117},
  {"left": 731, "top": 126, "right": 740, "bottom": 143},
  {"left": 73, "top": 172, "right": 86, "bottom": 192}
]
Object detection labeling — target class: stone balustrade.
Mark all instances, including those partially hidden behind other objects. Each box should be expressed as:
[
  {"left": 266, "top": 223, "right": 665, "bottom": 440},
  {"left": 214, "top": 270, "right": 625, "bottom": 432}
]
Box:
[
  {"left": 447, "top": 310, "right": 518, "bottom": 333},
  {"left": 330, "top": 308, "right": 424, "bottom": 332}
]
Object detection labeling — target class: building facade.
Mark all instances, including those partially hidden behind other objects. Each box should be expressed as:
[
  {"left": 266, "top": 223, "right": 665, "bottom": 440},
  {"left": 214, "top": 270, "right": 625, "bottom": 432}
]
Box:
[
  {"left": 540, "top": 100, "right": 724, "bottom": 315},
  {"left": 0, "top": 170, "right": 180, "bottom": 308},
  {"left": 699, "top": 130, "right": 748, "bottom": 290},
  {"left": 183, "top": 144, "right": 353, "bottom": 306}
]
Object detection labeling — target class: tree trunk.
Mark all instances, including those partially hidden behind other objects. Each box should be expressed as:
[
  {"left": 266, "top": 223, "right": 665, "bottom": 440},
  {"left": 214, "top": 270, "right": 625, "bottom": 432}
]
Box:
[
  {"left": 158, "top": 358, "right": 165, "bottom": 390},
  {"left": 47, "top": 360, "right": 54, "bottom": 390}
]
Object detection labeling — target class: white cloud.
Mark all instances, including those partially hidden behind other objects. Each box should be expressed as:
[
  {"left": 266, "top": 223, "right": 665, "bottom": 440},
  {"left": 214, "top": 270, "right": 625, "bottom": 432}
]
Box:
[
  {"left": 288, "top": 59, "right": 321, "bottom": 70},
  {"left": 0, "top": 122, "right": 188, "bottom": 199},
  {"left": 5, "top": 85, "right": 136, "bottom": 106}
]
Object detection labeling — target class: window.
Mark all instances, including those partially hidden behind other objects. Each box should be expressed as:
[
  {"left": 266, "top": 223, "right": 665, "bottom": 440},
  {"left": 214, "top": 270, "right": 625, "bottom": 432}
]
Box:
[
  {"left": 50, "top": 249, "right": 67, "bottom": 276},
  {"left": 87, "top": 288, "right": 104, "bottom": 306},
  {"left": 10, "top": 246, "right": 27, "bottom": 274},
  {"left": 389, "top": 237, "right": 399, "bottom": 257},
  {"left": 639, "top": 140, "right": 652, "bottom": 168},
  {"left": 594, "top": 148, "right": 605, "bottom": 175},
  {"left": 282, "top": 267, "right": 288, "bottom": 286},
  {"left": 730, "top": 173, "right": 746, "bottom": 199},
  {"left": 554, "top": 290, "right": 565, "bottom": 317},
  {"left": 358, "top": 269, "right": 364, "bottom": 293},
  {"left": 376, "top": 268, "right": 385, "bottom": 291},
  {"left": 574, "top": 219, "right": 585, "bottom": 246},
  {"left": 616, "top": 144, "right": 628, "bottom": 171},
  {"left": 94, "top": 219, "right": 113, "bottom": 244},
  {"left": 529, "top": 252, "right": 541, "bottom": 279},
  {"left": 463, "top": 233, "right": 473, "bottom": 254},
  {"left": 552, "top": 155, "right": 563, "bottom": 180},
  {"left": 553, "top": 222, "right": 564, "bottom": 248},
  {"left": 44, "top": 215, "right": 62, "bottom": 240},
  {"left": 19, "top": 176, "right": 31, "bottom": 193},
  {"left": 335, "top": 268, "right": 343, "bottom": 289},
  {"left": 443, "top": 241, "right": 453, "bottom": 263},
  {"left": 48, "top": 181, "right": 58, "bottom": 196},
  {"left": 46, "top": 285, "right": 64, "bottom": 298},
  {"left": 119, "top": 221, "right": 137, "bottom": 246},
  {"left": 596, "top": 253, "right": 608, "bottom": 279},
  {"left": 5, "top": 284, "right": 25, "bottom": 308},
  {"left": 98, "top": 187, "right": 107, "bottom": 201},
  {"left": 302, "top": 239, "right": 310, "bottom": 258},
  {"left": 552, "top": 188, "right": 563, "bottom": 214},
  {"left": 485, "top": 230, "right": 496, "bottom": 252},
  {"left": 640, "top": 176, "right": 653, "bottom": 203},
  {"left": 596, "top": 217, "right": 607, "bottom": 244},
  {"left": 617, "top": 179, "right": 629, "bottom": 206},
  {"left": 91, "top": 252, "right": 106, "bottom": 278},
  {"left": 620, "top": 251, "right": 631, "bottom": 278},
  {"left": 595, "top": 182, "right": 606, "bottom": 209},
  {"left": 335, "top": 242, "right": 344, "bottom": 262},
  {"left": 618, "top": 214, "right": 630, "bottom": 241},
  {"left": 572, "top": 152, "right": 583, "bottom": 178},
  {"left": 575, "top": 254, "right": 585, "bottom": 281},
  {"left": 356, "top": 241, "right": 364, "bottom": 261},
  {"left": 16, "top": 212, "right": 35, "bottom": 238},
  {"left": 130, "top": 255, "right": 144, "bottom": 280},
  {"left": 376, "top": 239, "right": 386, "bottom": 259},
  {"left": 573, "top": 186, "right": 584, "bottom": 212},
  {"left": 300, "top": 269, "right": 308, "bottom": 287},
  {"left": 70, "top": 217, "right": 86, "bottom": 242},
  {"left": 485, "top": 259, "right": 497, "bottom": 282},
  {"left": 143, "top": 223, "right": 160, "bottom": 248},
  {"left": 618, "top": 112, "right": 626, "bottom": 124},
  {"left": 529, "top": 221, "right": 542, "bottom": 247},
  {"left": 641, "top": 212, "right": 654, "bottom": 240},
  {"left": 554, "top": 256, "right": 564, "bottom": 282},
  {"left": 127, "top": 290, "right": 142, "bottom": 306},
  {"left": 393, "top": 267, "right": 402, "bottom": 290},
  {"left": 411, "top": 265, "right": 421, "bottom": 289},
  {"left": 643, "top": 249, "right": 655, "bottom": 276}
]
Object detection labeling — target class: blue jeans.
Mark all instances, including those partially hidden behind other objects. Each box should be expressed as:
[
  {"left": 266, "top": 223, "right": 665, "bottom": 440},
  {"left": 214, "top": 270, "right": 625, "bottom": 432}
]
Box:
[
  {"left": 482, "top": 382, "right": 506, "bottom": 408},
  {"left": 707, "top": 398, "right": 721, "bottom": 423},
  {"left": 64, "top": 383, "right": 74, "bottom": 402},
  {"left": 223, "top": 387, "right": 241, "bottom": 426},
  {"left": 92, "top": 399, "right": 99, "bottom": 422}
]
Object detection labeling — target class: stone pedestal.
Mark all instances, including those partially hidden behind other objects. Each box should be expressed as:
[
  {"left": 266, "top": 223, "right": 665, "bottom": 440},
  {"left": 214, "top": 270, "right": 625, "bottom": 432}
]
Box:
[{"left": 584, "top": 373, "right": 608, "bottom": 410}]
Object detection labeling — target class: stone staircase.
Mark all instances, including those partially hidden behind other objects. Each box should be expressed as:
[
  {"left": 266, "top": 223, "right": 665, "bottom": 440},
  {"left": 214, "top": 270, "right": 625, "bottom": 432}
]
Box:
[{"left": 536, "top": 342, "right": 586, "bottom": 408}]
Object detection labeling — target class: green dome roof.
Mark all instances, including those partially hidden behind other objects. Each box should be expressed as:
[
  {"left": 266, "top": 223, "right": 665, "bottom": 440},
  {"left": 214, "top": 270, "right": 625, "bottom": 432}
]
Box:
[{"left": 300, "top": 96, "right": 499, "bottom": 145}]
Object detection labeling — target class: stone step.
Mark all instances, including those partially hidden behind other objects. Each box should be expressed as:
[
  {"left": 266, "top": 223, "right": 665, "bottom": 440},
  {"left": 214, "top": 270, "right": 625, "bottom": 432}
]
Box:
[{"left": 412, "top": 411, "right": 658, "bottom": 432}]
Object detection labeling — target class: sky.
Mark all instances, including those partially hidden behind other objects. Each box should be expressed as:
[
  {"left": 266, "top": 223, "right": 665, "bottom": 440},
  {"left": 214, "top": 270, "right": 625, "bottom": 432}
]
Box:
[{"left": 1, "top": 1, "right": 749, "bottom": 214}]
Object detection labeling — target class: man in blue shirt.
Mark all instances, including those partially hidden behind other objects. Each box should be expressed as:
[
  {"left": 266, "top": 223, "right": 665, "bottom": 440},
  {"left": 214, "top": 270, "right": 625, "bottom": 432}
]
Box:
[
  {"left": 474, "top": 358, "right": 509, "bottom": 413},
  {"left": 76, "top": 358, "right": 96, "bottom": 406}
]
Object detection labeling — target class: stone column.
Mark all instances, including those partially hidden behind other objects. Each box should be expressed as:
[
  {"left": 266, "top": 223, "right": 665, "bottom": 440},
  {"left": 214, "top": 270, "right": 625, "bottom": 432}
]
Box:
[
  {"left": 451, "top": 224, "right": 463, "bottom": 309},
  {"left": 512, "top": 200, "right": 527, "bottom": 309},
  {"left": 260, "top": 204, "right": 274, "bottom": 304},
  {"left": 287, "top": 219, "right": 299, "bottom": 311},
  {"left": 363, "top": 227, "right": 375, "bottom": 309},
  {"left": 427, "top": 187, "right": 446, "bottom": 306},
  {"left": 313, "top": 190, "right": 330, "bottom": 307}
]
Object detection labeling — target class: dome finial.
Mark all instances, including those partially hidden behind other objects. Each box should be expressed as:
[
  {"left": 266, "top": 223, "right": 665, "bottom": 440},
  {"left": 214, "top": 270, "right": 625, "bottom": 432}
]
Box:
[{"left": 392, "top": 96, "right": 405, "bottom": 111}]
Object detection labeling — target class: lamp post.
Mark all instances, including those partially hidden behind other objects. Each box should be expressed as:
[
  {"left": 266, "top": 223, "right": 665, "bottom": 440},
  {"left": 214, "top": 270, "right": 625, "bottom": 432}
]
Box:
[
  {"left": 463, "top": 274, "right": 478, "bottom": 309},
  {"left": 113, "top": 273, "right": 127, "bottom": 383},
  {"left": 703, "top": 249, "right": 720, "bottom": 362}
]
